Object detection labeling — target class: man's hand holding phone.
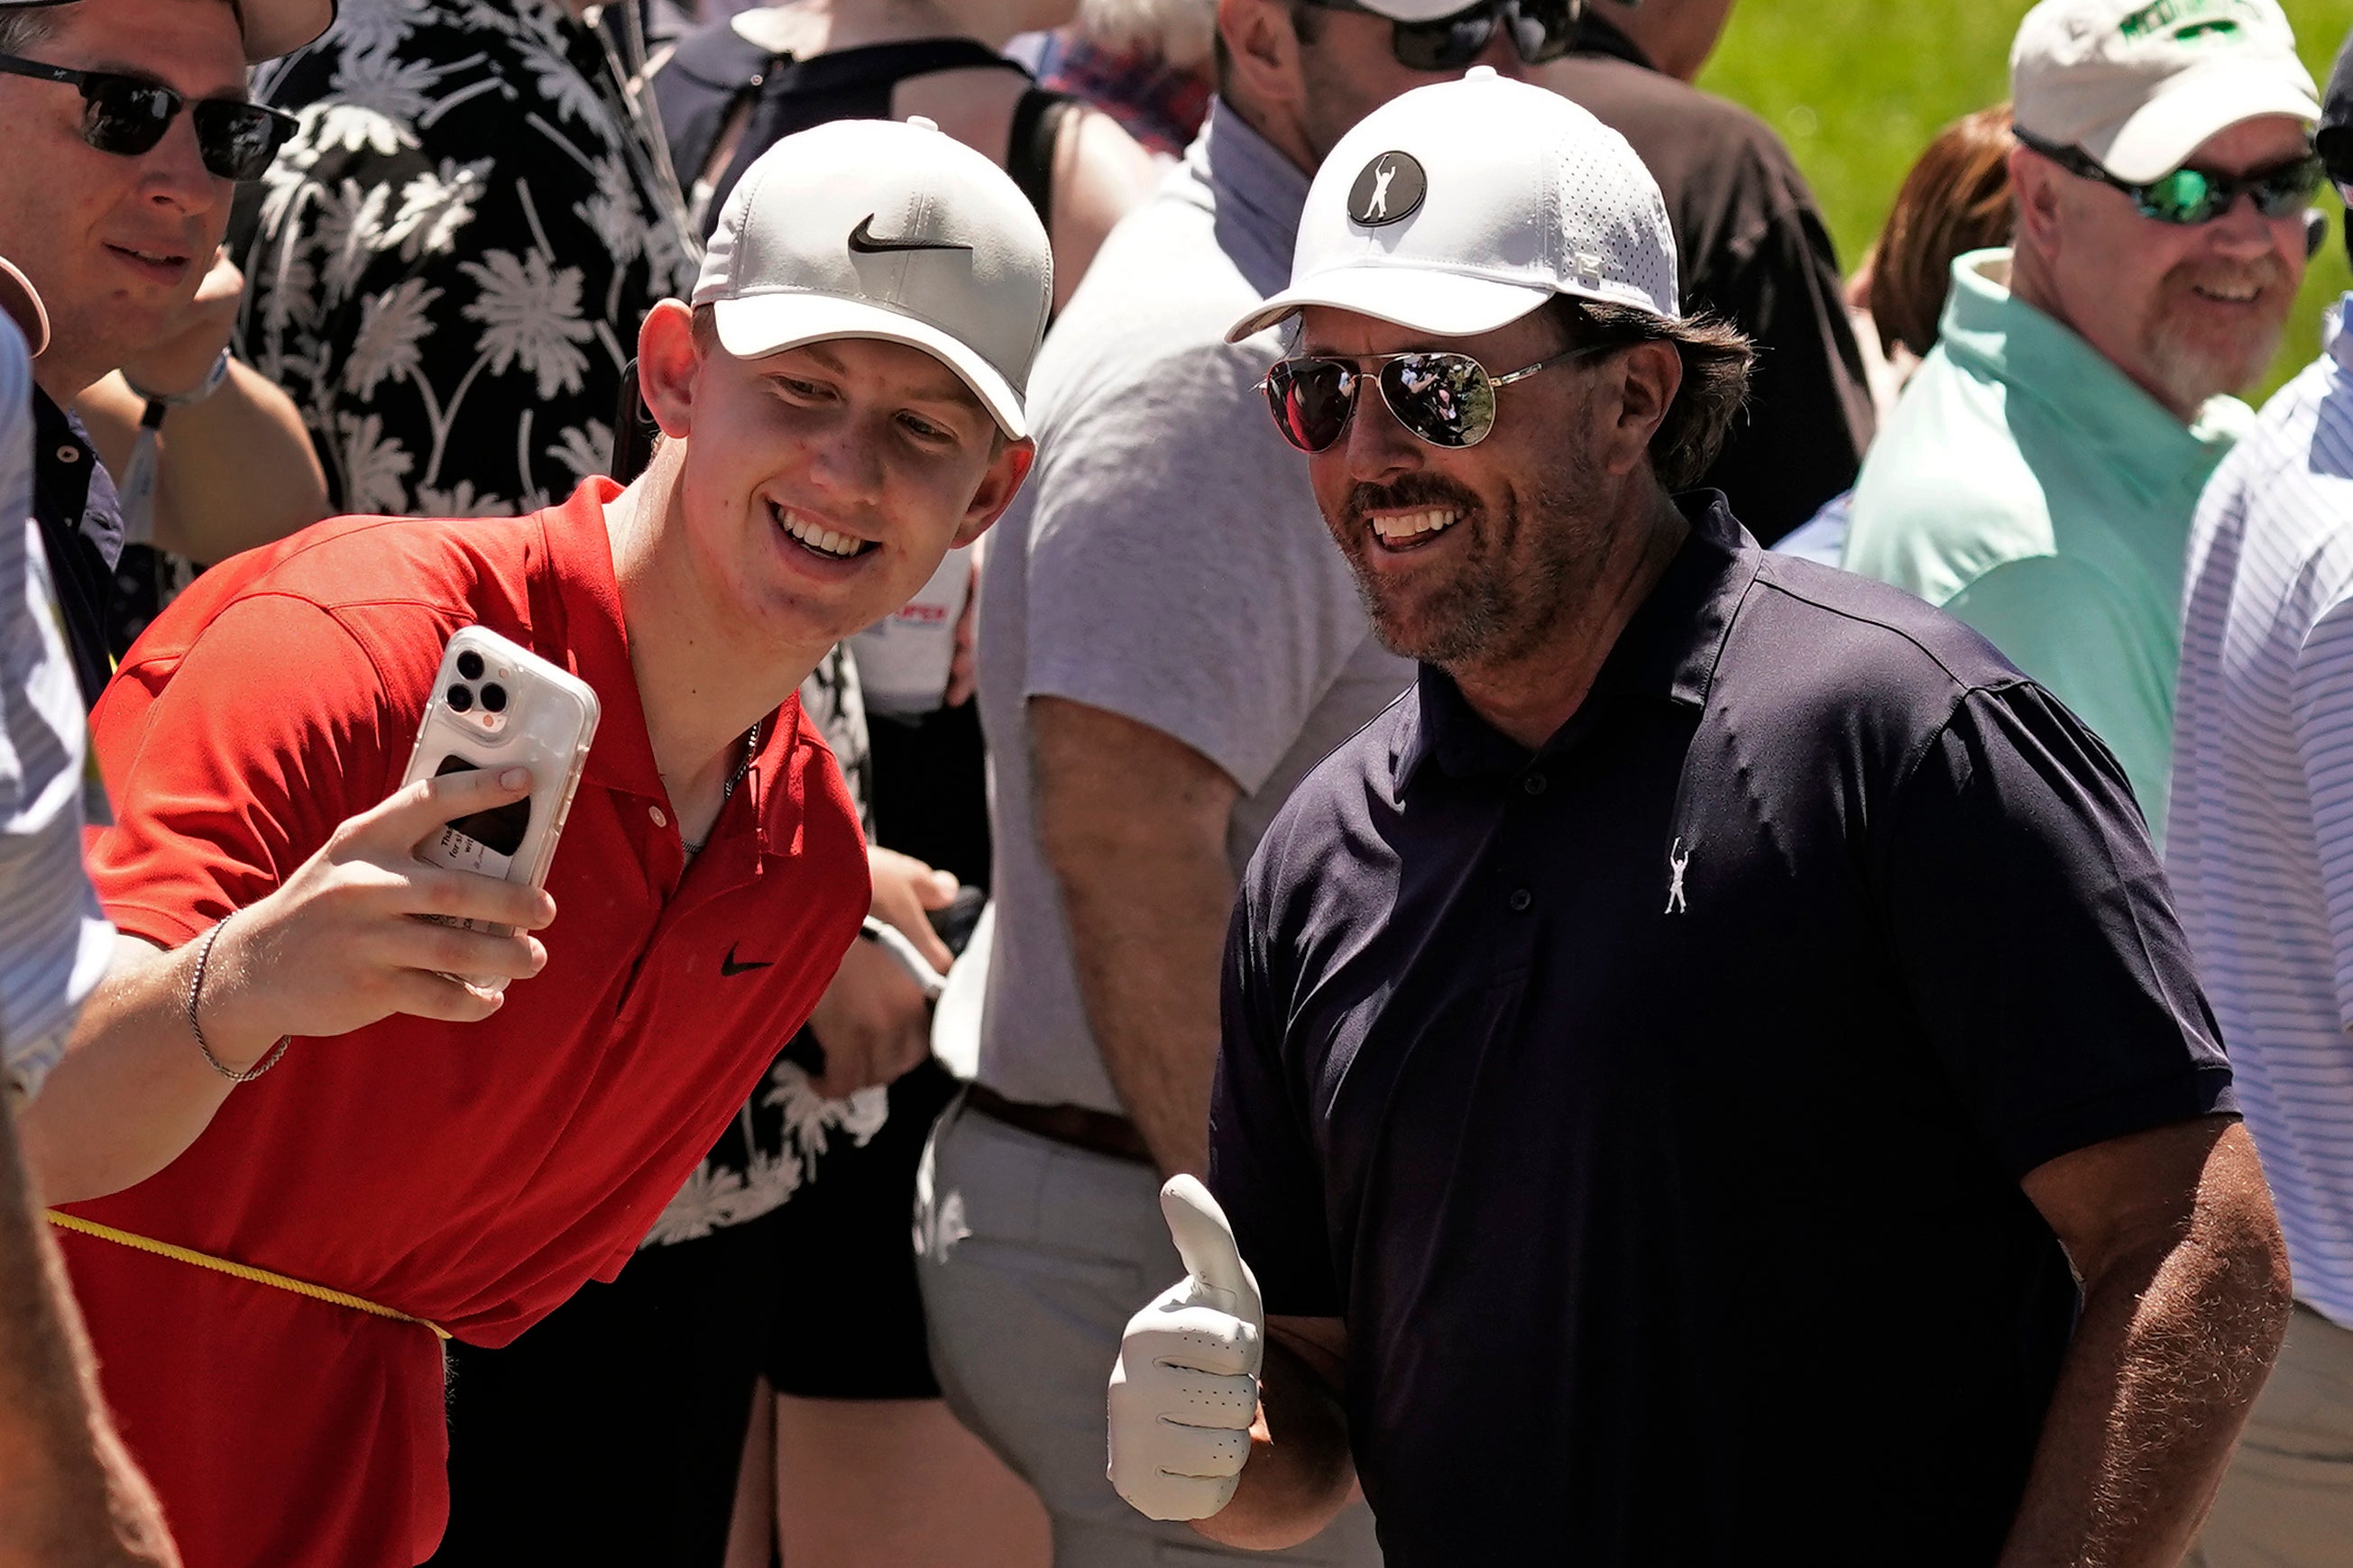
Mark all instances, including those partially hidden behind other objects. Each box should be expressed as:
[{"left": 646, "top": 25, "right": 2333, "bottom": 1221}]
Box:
[
  {"left": 804, "top": 846, "right": 958, "bottom": 1097},
  {"left": 192, "top": 766, "right": 557, "bottom": 1067}
]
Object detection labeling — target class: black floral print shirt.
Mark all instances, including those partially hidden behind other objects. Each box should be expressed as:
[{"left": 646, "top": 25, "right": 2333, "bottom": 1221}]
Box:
[{"left": 235, "top": 0, "right": 697, "bottom": 517}]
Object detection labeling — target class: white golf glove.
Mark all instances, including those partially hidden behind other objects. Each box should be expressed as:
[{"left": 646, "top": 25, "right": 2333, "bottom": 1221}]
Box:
[{"left": 1108, "top": 1175, "right": 1266, "bottom": 1522}]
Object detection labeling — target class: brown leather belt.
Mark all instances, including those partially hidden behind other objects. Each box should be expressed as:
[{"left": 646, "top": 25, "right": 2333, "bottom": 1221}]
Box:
[{"left": 963, "top": 1082, "right": 1154, "bottom": 1166}]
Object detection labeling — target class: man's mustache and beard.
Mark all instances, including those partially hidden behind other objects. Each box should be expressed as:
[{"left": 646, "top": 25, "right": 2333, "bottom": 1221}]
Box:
[
  {"left": 1329, "top": 446, "right": 1611, "bottom": 674},
  {"left": 2143, "top": 251, "right": 2294, "bottom": 415}
]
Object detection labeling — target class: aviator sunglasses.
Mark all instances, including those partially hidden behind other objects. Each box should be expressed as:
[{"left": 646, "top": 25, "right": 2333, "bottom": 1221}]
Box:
[
  {"left": 0, "top": 53, "right": 298, "bottom": 181},
  {"left": 2015, "top": 128, "right": 2325, "bottom": 226},
  {"left": 1264, "top": 343, "right": 1613, "bottom": 454},
  {"left": 1301, "top": 0, "right": 1580, "bottom": 71}
]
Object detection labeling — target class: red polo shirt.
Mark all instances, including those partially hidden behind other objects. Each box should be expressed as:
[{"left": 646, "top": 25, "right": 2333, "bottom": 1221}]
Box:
[{"left": 60, "top": 480, "right": 869, "bottom": 1568}]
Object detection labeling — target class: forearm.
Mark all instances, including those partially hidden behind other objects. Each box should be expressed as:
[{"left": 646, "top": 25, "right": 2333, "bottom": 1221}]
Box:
[
  {"left": 1034, "top": 698, "right": 1240, "bottom": 1178},
  {"left": 1999, "top": 1170, "right": 2292, "bottom": 1563},
  {"left": 74, "top": 367, "right": 329, "bottom": 564},
  {"left": 0, "top": 1100, "right": 179, "bottom": 1565},
  {"left": 1193, "top": 1337, "right": 1356, "bottom": 1551},
  {"left": 19, "top": 935, "right": 259, "bottom": 1206},
  {"left": 154, "top": 363, "right": 330, "bottom": 560},
  {"left": 24, "top": 768, "right": 556, "bottom": 1206},
  {"left": 1051, "top": 832, "right": 1234, "bottom": 1177}
]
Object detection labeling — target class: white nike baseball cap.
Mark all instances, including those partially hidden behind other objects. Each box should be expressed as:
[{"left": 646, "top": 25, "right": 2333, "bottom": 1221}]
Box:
[
  {"left": 2012, "top": 0, "right": 2318, "bottom": 184},
  {"left": 0, "top": 0, "right": 334, "bottom": 63},
  {"left": 1226, "top": 67, "right": 1679, "bottom": 344},
  {"left": 693, "top": 117, "right": 1053, "bottom": 439}
]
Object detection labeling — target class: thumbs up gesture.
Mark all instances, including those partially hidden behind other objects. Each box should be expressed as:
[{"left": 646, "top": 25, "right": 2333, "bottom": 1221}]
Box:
[{"left": 1108, "top": 1175, "right": 1267, "bottom": 1522}]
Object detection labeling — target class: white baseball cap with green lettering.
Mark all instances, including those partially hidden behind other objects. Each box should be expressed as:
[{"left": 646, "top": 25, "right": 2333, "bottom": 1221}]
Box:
[
  {"left": 692, "top": 116, "right": 1053, "bottom": 439},
  {"left": 2012, "top": 0, "right": 2319, "bottom": 183},
  {"left": 1226, "top": 67, "right": 1679, "bottom": 344}
]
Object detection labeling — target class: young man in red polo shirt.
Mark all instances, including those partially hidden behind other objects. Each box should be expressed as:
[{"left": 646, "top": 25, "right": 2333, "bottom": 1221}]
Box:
[{"left": 14, "top": 119, "right": 1050, "bottom": 1568}]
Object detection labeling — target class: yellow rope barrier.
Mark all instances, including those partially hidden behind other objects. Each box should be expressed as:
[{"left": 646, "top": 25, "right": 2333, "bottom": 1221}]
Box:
[{"left": 45, "top": 1211, "right": 450, "bottom": 1341}]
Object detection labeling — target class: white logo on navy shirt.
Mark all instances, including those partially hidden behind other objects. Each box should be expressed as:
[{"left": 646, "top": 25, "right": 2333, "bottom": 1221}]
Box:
[{"left": 1665, "top": 838, "right": 1690, "bottom": 914}]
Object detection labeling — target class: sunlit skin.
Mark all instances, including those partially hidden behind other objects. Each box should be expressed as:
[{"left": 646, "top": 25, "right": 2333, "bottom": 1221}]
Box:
[
  {"left": 1216, "top": 0, "right": 1536, "bottom": 173},
  {"left": 2008, "top": 114, "right": 2312, "bottom": 424},
  {"left": 633, "top": 299, "right": 1032, "bottom": 668},
  {"left": 1295, "top": 302, "right": 1689, "bottom": 747},
  {"left": 0, "top": 0, "right": 246, "bottom": 398},
  {"left": 599, "top": 298, "right": 1034, "bottom": 834},
  {"left": 1294, "top": 8, "right": 1535, "bottom": 162}
]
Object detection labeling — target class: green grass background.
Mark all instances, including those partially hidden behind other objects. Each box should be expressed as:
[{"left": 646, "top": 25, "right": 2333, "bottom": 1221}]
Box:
[{"left": 1696, "top": 0, "right": 2353, "bottom": 401}]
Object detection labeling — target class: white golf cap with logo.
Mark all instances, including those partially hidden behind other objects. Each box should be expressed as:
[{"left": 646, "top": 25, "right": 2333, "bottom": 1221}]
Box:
[
  {"left": 1227, "top": 67, "right": 1679, "bottom": 345},
  {"left": 0, "top": 0, "right": 334, "bottom": 62},
  {"left": 2012, "top": 0, "right": 2319, "bottom": 183},
  {"left": 693, "top": 116, "right": 1052, "bottom": 440}
]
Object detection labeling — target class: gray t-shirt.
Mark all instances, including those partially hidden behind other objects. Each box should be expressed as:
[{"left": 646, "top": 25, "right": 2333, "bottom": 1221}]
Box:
[{"left": 975, "top": 102, "right": 1412, "bottom": 1114}]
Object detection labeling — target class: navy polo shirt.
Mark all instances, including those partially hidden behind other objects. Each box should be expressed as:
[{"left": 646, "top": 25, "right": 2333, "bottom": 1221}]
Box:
[
  {"left": 1213, "top": 492, "right": 2234, "bottom": 1566},
  {"left": 31, "top": 386, "right": 118, "bottom": 709}
]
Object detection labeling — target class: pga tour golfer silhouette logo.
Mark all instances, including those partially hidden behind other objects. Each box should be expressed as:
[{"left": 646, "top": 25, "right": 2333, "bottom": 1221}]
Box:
[{"left": 1348, "top": 151, "right": 1427, "bottom": 227}]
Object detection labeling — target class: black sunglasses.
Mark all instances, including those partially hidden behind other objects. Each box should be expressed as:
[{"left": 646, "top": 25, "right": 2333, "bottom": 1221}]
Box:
[
  {"left": 1301, "top": 0, "right": 1581, "bottom": 71},
  {"left": 2015, "top": 128, "right": 2323, "bottom": 226},
  {"left": 1264, "top": 343, "right": 1612, "bottom": 454},
  {"left": 0, "top": 52, "right": 297, "bottom": 181}
]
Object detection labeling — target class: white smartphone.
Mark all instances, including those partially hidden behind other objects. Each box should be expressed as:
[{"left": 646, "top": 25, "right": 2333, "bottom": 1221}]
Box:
[{"left": 400, "top": 627, "right": 602, "bottom": 989}]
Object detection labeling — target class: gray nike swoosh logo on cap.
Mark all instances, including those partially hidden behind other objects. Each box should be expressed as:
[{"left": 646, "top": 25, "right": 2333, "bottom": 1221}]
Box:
[{"left": 847, "top": 215, "right": 973, "bottom": 254}]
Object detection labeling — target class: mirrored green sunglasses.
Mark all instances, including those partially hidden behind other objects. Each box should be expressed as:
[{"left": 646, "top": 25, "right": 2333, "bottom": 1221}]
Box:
[{"left": 2017, "top": 129, "right": 2323, "bottom": 225}]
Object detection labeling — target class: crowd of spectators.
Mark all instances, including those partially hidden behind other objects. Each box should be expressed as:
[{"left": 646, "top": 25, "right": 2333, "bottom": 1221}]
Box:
[{"left": 5, "top": 0, "right": 2353, "bottom": 1564}]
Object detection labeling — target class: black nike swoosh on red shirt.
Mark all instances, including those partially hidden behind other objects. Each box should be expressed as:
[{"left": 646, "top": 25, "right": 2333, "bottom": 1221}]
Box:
[
  {"left": 721, "top": 943, "right": 775, "bottom": 977},
  {"left": 847, "top": 215, "right": 973, "bottom": 254}
]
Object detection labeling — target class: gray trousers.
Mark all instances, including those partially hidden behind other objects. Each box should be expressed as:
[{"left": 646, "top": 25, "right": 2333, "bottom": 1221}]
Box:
[
  {"left": 915, "top": 1096, "right": 1383, "bottom": 1568},
  {"left": 2187, "top": 1303, "right": 2353, "bottom": 1567}
]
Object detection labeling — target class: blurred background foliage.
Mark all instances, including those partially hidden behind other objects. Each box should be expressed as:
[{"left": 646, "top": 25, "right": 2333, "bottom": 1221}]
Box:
[{"left": 1696, "top": 0, "right": 2353, "bottom": 401}]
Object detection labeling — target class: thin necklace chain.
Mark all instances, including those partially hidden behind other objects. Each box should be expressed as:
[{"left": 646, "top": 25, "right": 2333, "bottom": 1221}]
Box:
[{"left": 683, "top": 718, "right": 761, "bottom": 857}]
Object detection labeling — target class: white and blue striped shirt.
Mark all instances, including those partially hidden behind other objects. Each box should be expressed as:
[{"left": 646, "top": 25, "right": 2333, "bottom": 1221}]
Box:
[
  {"left": 2171, "top": 298, "right": 2353, "bottom": 1330},
  {"left": 0, "top": 317, "right": 112, "bottom": 1103}
]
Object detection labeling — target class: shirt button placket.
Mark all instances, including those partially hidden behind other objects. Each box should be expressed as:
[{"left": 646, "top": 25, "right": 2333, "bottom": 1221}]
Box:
[{"left": 1508, "top": 887, "right": 1532, "bottom": 913}]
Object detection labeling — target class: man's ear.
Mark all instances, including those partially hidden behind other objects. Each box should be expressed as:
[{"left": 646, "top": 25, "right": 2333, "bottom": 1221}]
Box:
[
  {"left": 1218, "top": 0, "right": 1308, "bottom": 124},
  {"left": 2008, "top": 145, "right": 2065, "bottom": 265},
  {"left": 952, "top": 436, "right": 1037, "bottom": 547},
  {"left": 638, "top": 300, "right": 701, "bottom": 439},
  {"left": 1598, "top": 340, "right": 1683, "bottom": 479}
]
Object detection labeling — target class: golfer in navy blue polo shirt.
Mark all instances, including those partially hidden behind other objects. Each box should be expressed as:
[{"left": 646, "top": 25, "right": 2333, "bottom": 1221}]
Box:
[{"left": 1103, "top": 70, "right": 2293, "bottom": 1566}]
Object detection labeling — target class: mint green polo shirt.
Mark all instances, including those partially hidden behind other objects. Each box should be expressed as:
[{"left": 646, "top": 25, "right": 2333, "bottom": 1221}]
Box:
[{"left": 1841, "top": 249, "right": 2252, "bottom": 838}]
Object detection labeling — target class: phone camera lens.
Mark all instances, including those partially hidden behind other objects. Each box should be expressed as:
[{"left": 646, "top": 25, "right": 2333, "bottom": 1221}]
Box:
[
  {"left": 456, "top": 650, "right": 484, "bottom": 681},
  {"left": 481, "top": 683, "right": 509, "bottom": 714},
  {"left": 447, "top": 683, "right": 474, "bottom": 712}
]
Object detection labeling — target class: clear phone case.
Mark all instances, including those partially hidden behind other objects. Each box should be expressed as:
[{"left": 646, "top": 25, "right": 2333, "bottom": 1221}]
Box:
[{"left": 400, "top": 627, "right": 602, "bottom": 990}]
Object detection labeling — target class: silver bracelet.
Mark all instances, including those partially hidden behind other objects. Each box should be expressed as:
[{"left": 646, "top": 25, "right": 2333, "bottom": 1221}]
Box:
[{"left": 187, "top": 917, "right": 290, "bottom": 1084}]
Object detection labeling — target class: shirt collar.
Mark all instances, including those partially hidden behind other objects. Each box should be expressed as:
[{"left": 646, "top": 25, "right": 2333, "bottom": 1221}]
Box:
[
  {"left": 1936, "top": 248, "right": 2252, "bottom": 506},
  {"left": 30, "top": 385, "right": 120, "bottom": 567},
  {"left": 1572, "top": 10, "right": 1656, "bottom": 69},
  {"left": 533, "top": 477, "right": 807, "bottom": 863},
  {"left": 1393, "top": 491, "right": 1758, "bottom": 791},
  {"left": 1186, "top": 98, "right": 1312, "bottom": 300}
]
